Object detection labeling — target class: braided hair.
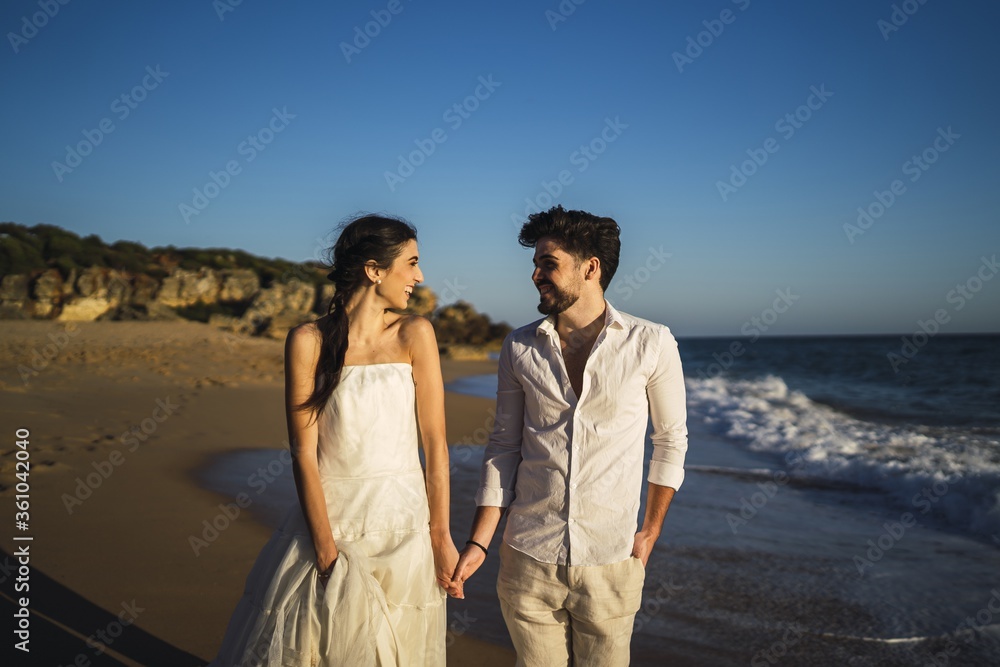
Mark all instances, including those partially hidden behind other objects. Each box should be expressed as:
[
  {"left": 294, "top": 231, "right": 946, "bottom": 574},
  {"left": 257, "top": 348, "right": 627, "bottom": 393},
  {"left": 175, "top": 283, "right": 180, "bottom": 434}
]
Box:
[{"left": 295, "top": 213, "right": 417, "bottom": 414}]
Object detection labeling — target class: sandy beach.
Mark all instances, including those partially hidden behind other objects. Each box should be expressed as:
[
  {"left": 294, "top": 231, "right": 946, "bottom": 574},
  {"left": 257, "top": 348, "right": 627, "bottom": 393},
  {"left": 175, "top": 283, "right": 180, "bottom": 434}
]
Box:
[{"left": 0, "top": 319, "right": 514, "bottom": 666}]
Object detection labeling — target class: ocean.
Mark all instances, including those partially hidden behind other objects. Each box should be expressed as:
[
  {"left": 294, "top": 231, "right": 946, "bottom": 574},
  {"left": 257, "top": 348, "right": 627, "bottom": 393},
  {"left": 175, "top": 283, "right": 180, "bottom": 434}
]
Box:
[
  {"left": 684, "top": 334, "right": 1000, "bottom": 544},
  {"left": 200, "top": 334, "right": 1000, "bottom": 665}
]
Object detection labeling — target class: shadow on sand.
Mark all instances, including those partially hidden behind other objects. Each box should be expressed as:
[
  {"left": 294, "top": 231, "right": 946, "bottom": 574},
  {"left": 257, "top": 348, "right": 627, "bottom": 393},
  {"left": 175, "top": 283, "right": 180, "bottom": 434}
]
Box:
[{"left": 1, "top": 548, "right": 204, "bottom": 666}]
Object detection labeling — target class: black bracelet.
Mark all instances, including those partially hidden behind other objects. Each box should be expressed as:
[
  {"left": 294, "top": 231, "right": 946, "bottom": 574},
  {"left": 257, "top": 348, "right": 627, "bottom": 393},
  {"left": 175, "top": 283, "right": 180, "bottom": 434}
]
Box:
[
  {"left": 318, "top": 558, "right": 337, "bottom": 578},
  {"left": 466, "top": 539, "right": 489, "bottom": 557}
]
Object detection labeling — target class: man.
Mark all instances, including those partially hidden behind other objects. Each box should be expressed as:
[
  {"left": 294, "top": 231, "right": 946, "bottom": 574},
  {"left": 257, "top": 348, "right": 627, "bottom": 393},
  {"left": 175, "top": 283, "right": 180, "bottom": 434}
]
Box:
[{"left": 451, "top": 205, "right": 689, "bottom": 665}]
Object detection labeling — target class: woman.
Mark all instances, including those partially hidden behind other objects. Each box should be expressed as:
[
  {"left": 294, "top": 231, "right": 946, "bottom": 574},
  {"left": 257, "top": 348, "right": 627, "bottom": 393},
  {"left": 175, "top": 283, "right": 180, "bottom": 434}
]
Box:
[{"left": 210, "top": 214, "right": 459, "bottom": 666}]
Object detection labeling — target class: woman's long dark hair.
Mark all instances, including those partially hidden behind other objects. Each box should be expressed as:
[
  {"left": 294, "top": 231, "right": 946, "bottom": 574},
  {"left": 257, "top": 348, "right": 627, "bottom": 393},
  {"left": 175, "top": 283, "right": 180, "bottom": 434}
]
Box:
[{"left": 295, "top": 213, "right": 417, "bottom": 415}]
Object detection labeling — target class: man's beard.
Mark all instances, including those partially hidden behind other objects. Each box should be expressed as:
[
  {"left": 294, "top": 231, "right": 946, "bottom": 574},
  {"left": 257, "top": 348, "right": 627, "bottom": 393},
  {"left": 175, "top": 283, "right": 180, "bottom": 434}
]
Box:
[{"left": 537, "top": 283, "right": 579, "bottom": 315}]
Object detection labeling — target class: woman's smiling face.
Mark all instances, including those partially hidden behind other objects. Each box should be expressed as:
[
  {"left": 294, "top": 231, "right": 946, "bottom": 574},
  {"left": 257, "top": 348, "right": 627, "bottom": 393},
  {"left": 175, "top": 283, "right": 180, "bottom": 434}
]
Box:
[{"left": 379, "top": 239, "right": 423, "bottom": 310}]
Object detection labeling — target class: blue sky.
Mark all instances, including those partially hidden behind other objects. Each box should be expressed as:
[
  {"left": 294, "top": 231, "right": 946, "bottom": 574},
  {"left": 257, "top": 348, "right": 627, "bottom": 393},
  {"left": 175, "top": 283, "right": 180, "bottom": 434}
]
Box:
[{"left": 2, "top": 0, "right": 998, "bottom": 336}]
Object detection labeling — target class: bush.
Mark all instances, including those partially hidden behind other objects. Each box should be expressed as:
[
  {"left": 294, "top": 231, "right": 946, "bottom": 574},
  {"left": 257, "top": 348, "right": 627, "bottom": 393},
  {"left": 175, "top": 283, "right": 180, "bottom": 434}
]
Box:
[
  {"left": 0, "top": 233, "right": 46, "bottom": 276},
  {"left": 432, "top": 301, "right": 511, "bottom": 346}
]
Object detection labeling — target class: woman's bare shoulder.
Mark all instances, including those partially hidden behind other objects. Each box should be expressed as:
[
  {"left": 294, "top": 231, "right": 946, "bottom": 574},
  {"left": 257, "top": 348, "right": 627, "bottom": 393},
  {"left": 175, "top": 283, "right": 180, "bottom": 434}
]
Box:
[
  {"left": 393, "top": 313, "right": 434, "bottom": 337},
  {"left": 394, "top": 315, "right": 437, "bottom": 362},
  {"left": 285, "top": 319, "right": 324, "bottom": 357}
]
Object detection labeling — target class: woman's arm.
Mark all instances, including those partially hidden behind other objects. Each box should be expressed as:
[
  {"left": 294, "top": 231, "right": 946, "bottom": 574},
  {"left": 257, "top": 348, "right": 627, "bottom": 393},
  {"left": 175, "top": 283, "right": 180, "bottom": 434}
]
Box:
[
  {"left": 284, "top": 324, "right": 338, "bottom": 575},
  {"left": 404, "top": 316, "right": 460, "bottom": 593}
]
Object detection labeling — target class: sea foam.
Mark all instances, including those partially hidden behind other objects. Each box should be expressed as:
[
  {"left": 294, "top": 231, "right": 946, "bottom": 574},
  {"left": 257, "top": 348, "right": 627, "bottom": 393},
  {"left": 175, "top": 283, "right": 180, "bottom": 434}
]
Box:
[{"left": 686, "top": 374, "right": 1000, "bottom": 541}]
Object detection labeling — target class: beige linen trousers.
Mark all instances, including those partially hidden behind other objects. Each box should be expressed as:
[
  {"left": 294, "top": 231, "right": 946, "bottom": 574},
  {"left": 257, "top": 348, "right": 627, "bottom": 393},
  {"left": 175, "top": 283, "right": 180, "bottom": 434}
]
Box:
[{"left": 497, "top": 542, "right": 646, "bottom": 666}]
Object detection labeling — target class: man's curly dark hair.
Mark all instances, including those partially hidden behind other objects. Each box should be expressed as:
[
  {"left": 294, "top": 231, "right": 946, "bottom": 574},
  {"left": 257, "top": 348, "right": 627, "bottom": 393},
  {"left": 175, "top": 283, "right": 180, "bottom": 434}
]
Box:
[{"left": 518, "top": 205, "right": 621, "bottom": 291}]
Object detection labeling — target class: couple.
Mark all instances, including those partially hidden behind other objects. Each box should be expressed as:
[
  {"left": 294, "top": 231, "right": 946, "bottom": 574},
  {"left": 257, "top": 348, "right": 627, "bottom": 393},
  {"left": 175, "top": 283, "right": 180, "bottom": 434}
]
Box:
[{"left": 209, "top": 206, "right": 689, "bottom": 666}]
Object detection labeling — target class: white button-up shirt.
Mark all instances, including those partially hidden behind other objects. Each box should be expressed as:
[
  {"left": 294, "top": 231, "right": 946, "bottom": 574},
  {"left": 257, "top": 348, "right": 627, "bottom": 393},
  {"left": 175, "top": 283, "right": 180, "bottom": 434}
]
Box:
[{"left": 475, "top": 300, "right": 689, "bottom": 566}]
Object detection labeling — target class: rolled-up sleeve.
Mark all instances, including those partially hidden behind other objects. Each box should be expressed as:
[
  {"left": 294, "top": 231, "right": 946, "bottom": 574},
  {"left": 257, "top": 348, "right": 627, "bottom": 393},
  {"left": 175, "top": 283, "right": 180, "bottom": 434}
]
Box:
[
  {"left": 475, "top": 334, "right": 524, "bottom": 507},
  {"left": 646, "top": 326, "right": 688, "bottom": 490}
]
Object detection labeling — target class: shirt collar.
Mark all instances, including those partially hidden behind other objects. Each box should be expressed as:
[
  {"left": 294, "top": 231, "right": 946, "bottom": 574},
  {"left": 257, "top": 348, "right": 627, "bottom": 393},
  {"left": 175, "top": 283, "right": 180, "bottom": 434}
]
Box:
[{"left": 535, "top": 299, "right": 626, "bottom": 338}]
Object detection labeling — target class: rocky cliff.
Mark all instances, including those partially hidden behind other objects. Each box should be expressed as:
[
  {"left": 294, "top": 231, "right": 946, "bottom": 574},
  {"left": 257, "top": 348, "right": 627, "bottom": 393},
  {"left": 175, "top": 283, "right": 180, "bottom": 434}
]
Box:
[
  {"left": 0, "top": 264, "right": 444, "bottom": 340},
  {"left": 0, "top": 222, "right": 507, "bottom": 351}
]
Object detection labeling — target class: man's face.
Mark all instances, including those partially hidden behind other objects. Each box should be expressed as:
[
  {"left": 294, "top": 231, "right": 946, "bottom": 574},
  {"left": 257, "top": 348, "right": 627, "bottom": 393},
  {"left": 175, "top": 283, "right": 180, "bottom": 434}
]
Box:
[{"left": 532, "top": 237, "right": 585, "bottom": 315}]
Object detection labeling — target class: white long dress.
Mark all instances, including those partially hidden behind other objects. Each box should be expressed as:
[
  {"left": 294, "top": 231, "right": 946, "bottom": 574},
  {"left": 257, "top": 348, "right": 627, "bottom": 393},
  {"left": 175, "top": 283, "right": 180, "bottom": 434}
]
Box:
[{"left": 210, "top": 363, "right": 446, "bottom": 666}]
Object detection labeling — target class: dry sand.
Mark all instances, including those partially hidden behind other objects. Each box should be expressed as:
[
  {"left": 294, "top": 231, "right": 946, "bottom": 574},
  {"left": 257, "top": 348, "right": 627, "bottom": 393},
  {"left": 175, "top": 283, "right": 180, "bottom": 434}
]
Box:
[{"left": 0, "top": 320, "right": 514, "bottom": 666}]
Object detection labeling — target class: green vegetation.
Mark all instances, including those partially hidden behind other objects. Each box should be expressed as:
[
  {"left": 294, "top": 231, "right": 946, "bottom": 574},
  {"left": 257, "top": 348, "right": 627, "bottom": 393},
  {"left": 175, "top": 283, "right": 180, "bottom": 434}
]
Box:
[
  {"left": 432, "top": 301, "right": 512, "bottom": 346},
  {"left": 0, "top": 222, "right": 326, "bottom": 286}
]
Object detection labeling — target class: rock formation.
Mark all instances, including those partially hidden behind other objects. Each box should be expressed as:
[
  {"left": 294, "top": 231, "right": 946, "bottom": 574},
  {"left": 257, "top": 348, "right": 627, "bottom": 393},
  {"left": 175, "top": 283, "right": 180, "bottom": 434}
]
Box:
[{"left": 0, "top": 222, "right": 510, "bottom": 351}]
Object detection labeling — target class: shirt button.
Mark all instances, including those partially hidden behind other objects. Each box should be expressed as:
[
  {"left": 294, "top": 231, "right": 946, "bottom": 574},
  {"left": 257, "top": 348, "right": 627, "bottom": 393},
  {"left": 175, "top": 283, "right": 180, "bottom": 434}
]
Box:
[{"left": 570, "top": 483, "right": 577, "bottom": 489}]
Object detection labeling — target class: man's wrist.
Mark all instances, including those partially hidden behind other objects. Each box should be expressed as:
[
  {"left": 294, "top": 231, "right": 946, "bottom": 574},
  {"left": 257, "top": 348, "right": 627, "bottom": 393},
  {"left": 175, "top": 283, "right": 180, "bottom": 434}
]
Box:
[
  {"left": 466, "top": 539, "right": 489, "bottom": 557},
  {"left": 638, "top": 525, "right": 662, "bottom": 540}
]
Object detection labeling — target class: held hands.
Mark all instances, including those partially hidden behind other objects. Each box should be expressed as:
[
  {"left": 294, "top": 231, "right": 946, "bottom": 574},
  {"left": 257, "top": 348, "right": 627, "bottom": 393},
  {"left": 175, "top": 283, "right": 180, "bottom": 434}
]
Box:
[
  {"left": 432, "top": 537, "right": 462, "bottom": 598},
  {"left": 449, "top": 543, "right": 487, "bottom": 600}
]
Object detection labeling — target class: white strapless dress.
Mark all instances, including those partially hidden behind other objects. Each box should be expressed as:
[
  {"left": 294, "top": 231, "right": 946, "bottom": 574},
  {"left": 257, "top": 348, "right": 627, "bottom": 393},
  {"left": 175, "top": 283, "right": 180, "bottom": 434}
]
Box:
[{"left": 209, "top": 363, "right": 446, "bottom": 666}]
